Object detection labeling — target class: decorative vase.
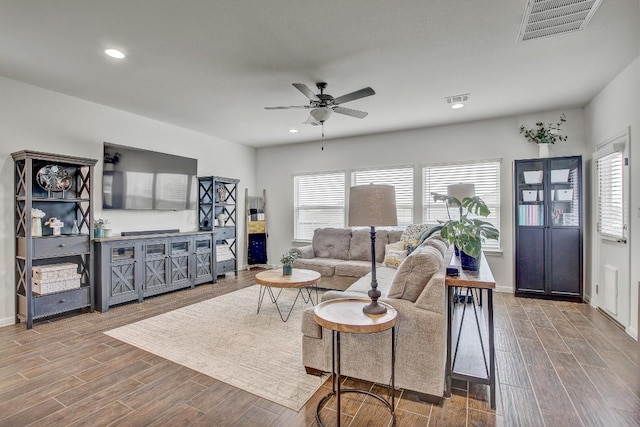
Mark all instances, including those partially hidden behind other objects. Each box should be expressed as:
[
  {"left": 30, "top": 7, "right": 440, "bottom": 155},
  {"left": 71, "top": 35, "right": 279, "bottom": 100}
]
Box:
[
  {"left": 460, "top": 250, "right": 481, "bottom": 271},
  {"left": 538, "top": 143, "right": 551, "bottom": 158},
  {"left": 94, "top": 228, "right": 104, "bottom": 238},
  {"left": 283, "top": 264, "right": 293, "bottom": 275},
  {"left": 32, "top": 218, "right": 42, "bottom": 237}
]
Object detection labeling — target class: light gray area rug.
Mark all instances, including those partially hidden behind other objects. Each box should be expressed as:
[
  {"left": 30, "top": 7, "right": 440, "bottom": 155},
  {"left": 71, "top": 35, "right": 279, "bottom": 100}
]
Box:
[{"left": 104, "top": 285, "right": 326, "bottom": 411}]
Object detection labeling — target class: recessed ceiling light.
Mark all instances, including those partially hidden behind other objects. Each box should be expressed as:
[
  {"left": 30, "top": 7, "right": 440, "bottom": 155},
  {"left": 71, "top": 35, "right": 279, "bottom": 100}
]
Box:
[
  {"left": 289, "top": 129, "right": 298, "bottom": 133},
  {"left": 105, "top": 48, "right": 125, "bottom": 59},
  {"left": 451, "top": 103, "right": 465, "bottom": 109}
]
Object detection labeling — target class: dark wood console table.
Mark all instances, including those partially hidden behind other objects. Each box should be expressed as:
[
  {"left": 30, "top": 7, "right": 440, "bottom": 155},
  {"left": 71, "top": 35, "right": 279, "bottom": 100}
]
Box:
[{"left": 445, "top": 251, "right": 496, "bottom": 409}]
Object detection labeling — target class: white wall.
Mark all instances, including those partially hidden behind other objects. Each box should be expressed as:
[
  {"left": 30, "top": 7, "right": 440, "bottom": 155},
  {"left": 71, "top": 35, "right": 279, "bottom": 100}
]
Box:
[
  {"left": 585, "top": 56, "right": 640, "bottom": 339},
  {"left": 0, "top": 76, "right": 256, "bottom": 326},
  {"left": 256, "top": 109, "right": 590, "bottom": 293}
]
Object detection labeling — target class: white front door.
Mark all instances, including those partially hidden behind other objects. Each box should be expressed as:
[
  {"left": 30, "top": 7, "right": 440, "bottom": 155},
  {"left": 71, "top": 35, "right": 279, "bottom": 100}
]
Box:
[{"left": 594, "top": 131, "right": 631, "bottom": 330}]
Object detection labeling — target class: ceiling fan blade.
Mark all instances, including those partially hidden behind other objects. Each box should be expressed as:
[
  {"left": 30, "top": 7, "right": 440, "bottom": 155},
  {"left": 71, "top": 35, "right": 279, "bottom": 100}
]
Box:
[
  {"left": 333, "top": 107, "right": 368, "bottom": 119},
  {"left": 264, "top": 105, "right": 310, "bottom": 110},
  {"left": 333, "top": 87, "right": 375, "bottom": 105},
  {"left": 303, "top": 115, "right": 320, "bottom": 125},
  {"left": 292, "top": 83, "right": 320, "bottom": 101}
]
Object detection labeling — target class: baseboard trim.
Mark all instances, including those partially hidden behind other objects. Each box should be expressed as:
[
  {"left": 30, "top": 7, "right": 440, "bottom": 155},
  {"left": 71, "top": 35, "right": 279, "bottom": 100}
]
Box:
[
  {"left": 627, "top": 326, "right": 638, "bottom": 341},
  {"left": 0, "top": 316, "right": 15, "bottom": 328},
  {"left": 496, "top": 285, "right": 513, "bottom": 293}
]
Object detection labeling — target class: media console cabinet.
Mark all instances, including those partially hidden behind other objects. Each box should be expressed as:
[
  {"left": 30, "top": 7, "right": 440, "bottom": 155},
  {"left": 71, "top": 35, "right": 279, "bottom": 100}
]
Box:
[{"left": 94, "top": 231, "right": 215, "bottom": 312}]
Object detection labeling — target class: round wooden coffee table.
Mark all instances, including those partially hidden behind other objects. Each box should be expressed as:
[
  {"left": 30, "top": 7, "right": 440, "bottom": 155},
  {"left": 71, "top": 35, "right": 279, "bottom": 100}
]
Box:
[
  {"left": 255, "top": 268, "right": 321, "bottom": 322},
  {"left": 313, "top": 298, "right": 398, "bottom": 427}
]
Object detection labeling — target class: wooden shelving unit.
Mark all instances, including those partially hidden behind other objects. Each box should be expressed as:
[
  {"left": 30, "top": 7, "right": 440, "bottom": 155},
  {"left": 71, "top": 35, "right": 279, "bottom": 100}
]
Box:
[{"left": 12, "top": 150, "right": 97, "bottom": 329}]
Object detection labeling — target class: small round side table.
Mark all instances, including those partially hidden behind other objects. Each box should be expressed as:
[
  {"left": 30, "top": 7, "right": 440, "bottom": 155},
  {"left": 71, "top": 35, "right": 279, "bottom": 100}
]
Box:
[{"left": 313, "top": 298, "right": 397, "bottom": 427}]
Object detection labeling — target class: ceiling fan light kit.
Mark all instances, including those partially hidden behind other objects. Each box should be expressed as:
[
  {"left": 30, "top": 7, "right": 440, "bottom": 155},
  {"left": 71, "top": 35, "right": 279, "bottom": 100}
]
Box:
[{"left": 265, "top": 82, "right": 376, "bottom": 142}]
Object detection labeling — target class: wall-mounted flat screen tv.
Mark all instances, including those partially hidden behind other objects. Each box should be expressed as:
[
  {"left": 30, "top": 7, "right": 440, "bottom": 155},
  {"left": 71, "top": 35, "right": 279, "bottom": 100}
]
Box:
[{"left": 102, "top": 142, "right": 198, "bottom": 210}]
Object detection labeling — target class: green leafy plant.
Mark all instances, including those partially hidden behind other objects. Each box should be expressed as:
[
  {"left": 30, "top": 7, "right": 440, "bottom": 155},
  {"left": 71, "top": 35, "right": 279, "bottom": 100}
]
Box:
[
  {"left": 519, "top": 114, "right": 567, "bottom": 144},
  {"left": 431, "top": 194, "right": 499, "bottom": 258},
  {"left": 94, "top": 218, "right": 109, "bottom": 229},
  {"left": 280, "top": 248, "right": 299, "bottom": 265}
]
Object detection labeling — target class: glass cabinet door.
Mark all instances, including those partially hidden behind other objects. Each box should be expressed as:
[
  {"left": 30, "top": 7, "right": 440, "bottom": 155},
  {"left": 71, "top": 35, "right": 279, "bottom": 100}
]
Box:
[
  {"left": 517, "top": 159, "right": 545, "bottom": 226},
  {"left": 548, "top": 157, "right": 580, "bottom": 227}
]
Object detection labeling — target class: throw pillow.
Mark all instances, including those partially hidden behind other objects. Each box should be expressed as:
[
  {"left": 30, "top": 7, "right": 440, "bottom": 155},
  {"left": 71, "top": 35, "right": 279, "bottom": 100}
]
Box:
[
  {"left": 382, "top": 241, "right": 407, "bottom": 268},
  {"left": 400, "top": 223, "right": 436, "bottom": 244},
  {"left": 407, "top": 225, "right": 444, "bottom": 254}
]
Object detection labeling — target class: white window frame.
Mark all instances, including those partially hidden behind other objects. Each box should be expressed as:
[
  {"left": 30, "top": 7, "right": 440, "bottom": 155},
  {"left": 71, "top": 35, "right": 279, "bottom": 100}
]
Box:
[{"left": 422, "top": 159, "right": 501, "bottom": 251}]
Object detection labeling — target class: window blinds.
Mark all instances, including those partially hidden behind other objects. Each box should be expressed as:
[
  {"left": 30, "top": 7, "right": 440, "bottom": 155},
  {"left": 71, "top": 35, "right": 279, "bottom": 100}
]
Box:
[
  {"left": 293, "top": 172, "right": 345, "bottom": 240},
  {"left": 351, "top": 167, "right": 414, "bottom": 226},
  {"left": 597, "top": 152, "right": 625, "bottom": 241},
  {"left": 422, "top": 161, "right": 501, "bottom": 250}
]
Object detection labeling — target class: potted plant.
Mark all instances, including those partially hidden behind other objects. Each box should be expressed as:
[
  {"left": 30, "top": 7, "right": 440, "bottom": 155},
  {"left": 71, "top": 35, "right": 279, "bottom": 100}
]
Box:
[
  {"left": 432, "top": 194, "right": 499, "bottom": 271},
  {"left": 519, "top": 113, "right": 568, "bottom": 158},
  {"left": 94, "top": 218, "right": 109, "bottom": 238},
  {"left": 280, "top": 248, "right": 299, "bottom": 276}
]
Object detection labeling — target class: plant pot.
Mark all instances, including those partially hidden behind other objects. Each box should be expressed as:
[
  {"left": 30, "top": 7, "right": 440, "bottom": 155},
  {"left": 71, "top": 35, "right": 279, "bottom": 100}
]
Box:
[
  {"left": 283, "top": 264, "right": 293, "bottom": 275},
  {"left": 94, "top": 228, "right": 104, "bottom": 238},
  {"left": 538, "top": 143, "right": 551, "bottom": 158},
  {"left": 460, "top": 250, "right": 481, "bottom": 271}
]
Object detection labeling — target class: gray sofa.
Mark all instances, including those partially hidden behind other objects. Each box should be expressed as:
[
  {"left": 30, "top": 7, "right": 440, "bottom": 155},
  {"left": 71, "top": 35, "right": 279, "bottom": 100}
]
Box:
[
  {"left": 293, "top": 227, "right": 404, "bottom": 291},
  {"left": 301, "top": 235, "right": 450, "bottom": 401}
]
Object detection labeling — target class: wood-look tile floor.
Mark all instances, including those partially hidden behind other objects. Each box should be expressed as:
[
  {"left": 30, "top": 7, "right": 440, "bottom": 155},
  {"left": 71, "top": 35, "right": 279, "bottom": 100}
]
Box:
[{"left": 0, "top": 270, "right": 638, "bottom": 426}]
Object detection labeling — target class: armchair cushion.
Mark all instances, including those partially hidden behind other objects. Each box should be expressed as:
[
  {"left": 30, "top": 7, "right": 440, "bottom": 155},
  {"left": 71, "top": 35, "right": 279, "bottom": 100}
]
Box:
[
  {"left": 312, "top": 228, "right": 352, "bottom": 260},
  {"left": 293, "top": 245, "right": 315, "bottom": 259},
  {"left": 421, "top": 237, "right": 448, "bottom": 257},
  {"left": 388, "top": 245, "right": 443, "bottom": 302},
  {"left": 349, "top": 228, "right": 388, "bottom": 262}
]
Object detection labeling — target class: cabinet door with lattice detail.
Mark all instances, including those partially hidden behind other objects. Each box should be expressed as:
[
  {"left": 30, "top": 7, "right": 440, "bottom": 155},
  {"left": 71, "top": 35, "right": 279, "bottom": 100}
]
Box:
[{"left": 169, "top": 238, "right": 192, "bottom": 287}]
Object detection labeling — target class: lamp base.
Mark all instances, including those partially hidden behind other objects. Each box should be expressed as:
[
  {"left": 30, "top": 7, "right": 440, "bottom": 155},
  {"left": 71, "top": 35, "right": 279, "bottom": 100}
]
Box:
[{"left": 363, "top": 300, "right": 387, "bottom": 316}]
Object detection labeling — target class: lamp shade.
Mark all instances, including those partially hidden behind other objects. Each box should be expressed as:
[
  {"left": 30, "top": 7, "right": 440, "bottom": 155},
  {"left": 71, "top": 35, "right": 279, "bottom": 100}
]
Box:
[
  {"left": 447, "top": 183, "right": 475, "bottom": 201},
  {"left": 348, "top": 184, "right": 398, "bottom": 227}
]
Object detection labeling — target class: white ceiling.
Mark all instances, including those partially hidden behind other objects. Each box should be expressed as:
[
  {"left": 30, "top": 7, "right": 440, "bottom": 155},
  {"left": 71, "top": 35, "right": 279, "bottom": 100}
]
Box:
[{"left": 1, "top": 1, "right": 638, "bottom": 148}]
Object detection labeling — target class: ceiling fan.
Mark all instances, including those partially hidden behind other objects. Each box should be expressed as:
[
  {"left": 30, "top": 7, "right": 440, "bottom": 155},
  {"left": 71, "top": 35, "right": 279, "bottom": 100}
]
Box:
[{"left": 265, "top": 82, "right": 375, "bottom": 132}]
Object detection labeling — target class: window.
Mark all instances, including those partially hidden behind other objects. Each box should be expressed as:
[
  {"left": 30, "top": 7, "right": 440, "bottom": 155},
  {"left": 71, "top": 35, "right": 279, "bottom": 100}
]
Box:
[
  {"left": 597, "top": 152, "right": 625, "bottom": 241},
  {"left": 422, "top": 160, "right": 501, "bottom": 250},
  {"left": 351, "top": 167, "right": 414, "bottom": 225},
  {"left": 294, "top": 172, "right": 345, "bottom": 240}
]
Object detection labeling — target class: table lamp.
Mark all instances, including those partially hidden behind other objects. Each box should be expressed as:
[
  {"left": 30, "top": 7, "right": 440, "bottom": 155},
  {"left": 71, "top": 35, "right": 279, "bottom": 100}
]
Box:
[
  {"left": 447, "top": 183, "right": 475, "bottom": 219},
  {"left": 348, "top": 184, "right": 397, "bottom": 315}
]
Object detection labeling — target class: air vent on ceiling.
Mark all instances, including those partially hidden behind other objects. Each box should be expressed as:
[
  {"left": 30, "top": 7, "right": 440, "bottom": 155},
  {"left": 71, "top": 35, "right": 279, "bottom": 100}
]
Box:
[
  {"left": 444, "top": 94, "right": 469, "bottom": 105},
  {"left": 518, "top": 0, "right": 603, "bottom": 42}
]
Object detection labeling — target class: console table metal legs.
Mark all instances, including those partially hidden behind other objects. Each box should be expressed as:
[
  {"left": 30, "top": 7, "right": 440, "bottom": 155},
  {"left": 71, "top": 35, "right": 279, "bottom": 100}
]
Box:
[
  {"left": 315, "top": 328, "right": 396, "bottom": 427},
  {"left": 445, "top": 286, "right": 495, "bottom": 409}
]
